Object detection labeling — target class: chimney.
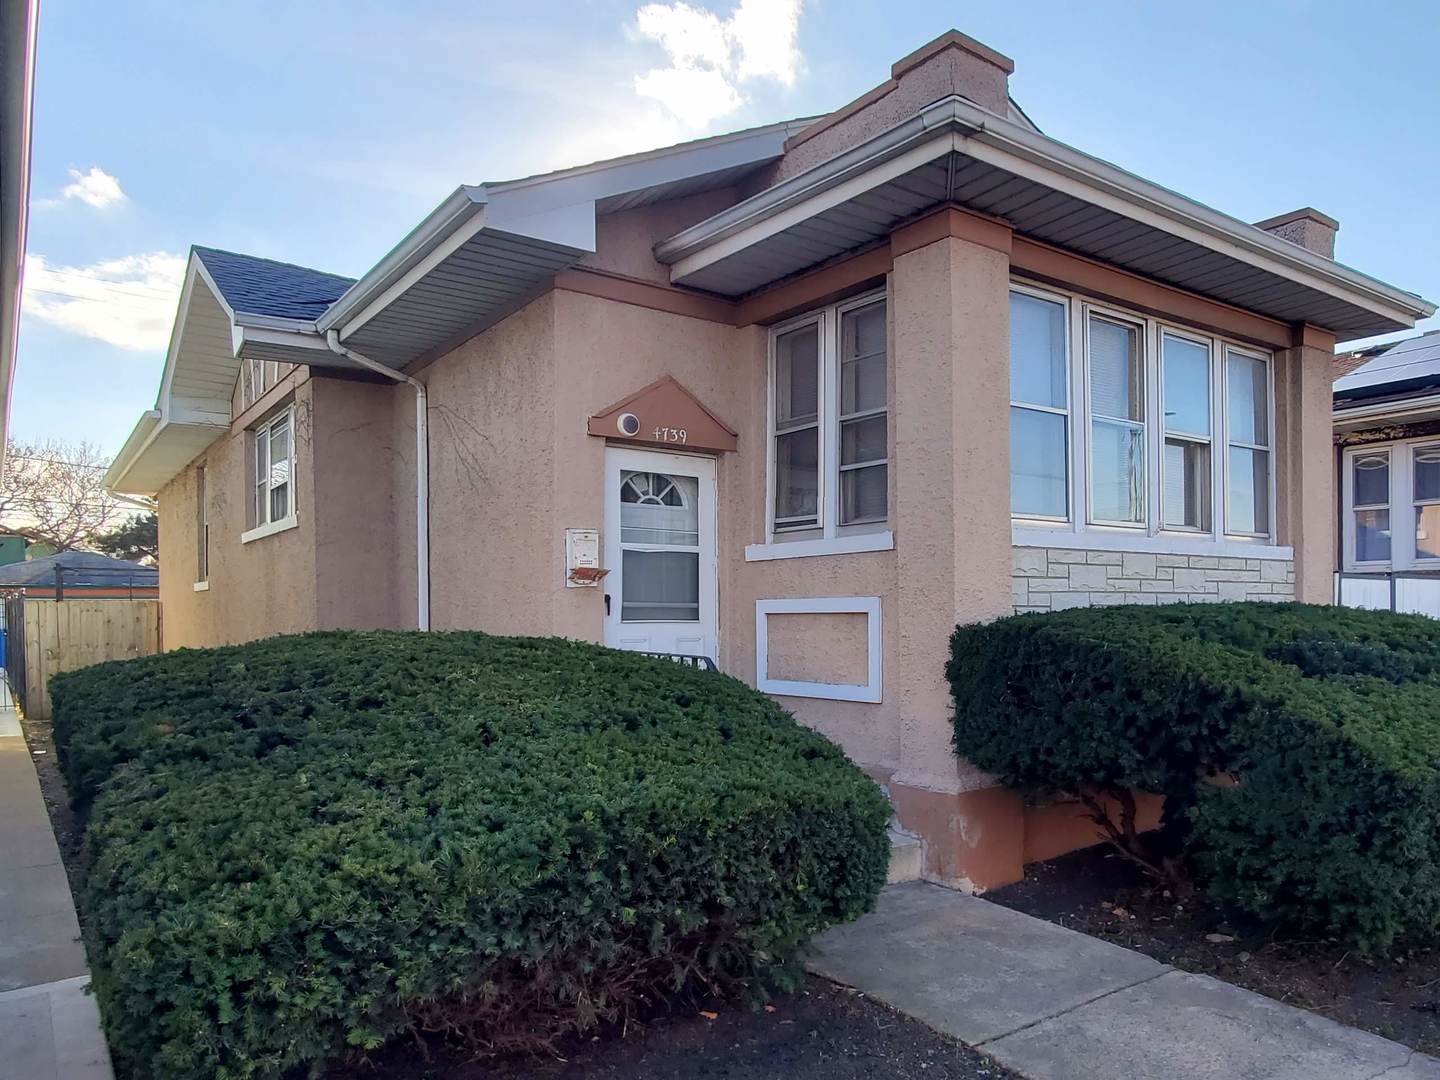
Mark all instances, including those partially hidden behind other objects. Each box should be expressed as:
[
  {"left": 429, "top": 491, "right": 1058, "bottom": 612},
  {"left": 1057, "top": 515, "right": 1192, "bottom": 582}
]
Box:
[
  {"left": 1253, "top": 207, "right": 1339, "bottom": 259},
  {"left": 890, "top": 29, "right": 1014, "bottom": 116}
]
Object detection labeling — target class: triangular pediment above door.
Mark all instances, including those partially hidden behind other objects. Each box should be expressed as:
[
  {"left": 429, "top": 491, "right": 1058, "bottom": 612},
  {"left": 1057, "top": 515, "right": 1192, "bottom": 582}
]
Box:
[{"left": 587, "top": 375, "right": 738, "bottom": 453}]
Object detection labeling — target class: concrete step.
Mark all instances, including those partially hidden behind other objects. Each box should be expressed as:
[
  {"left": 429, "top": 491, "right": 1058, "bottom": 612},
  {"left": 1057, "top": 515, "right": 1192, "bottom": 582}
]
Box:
[{"left": 886, "top": 827, "right": 923, "bottom": 884}]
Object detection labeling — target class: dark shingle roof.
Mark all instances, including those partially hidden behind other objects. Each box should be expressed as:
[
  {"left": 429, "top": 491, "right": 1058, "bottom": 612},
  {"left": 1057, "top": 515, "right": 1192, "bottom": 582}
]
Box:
[
  {"left": 193, "top": 246, "right": 355, "bottom": 323},
  {"left": 0, "top": 550, "right": 157, "bottom": 588}
]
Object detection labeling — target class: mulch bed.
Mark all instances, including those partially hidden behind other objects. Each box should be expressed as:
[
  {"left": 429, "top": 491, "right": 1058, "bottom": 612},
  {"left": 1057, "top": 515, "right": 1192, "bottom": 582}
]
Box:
[
  {"left": 988, "top": 843, "right": 1440, "bottom": 1055},
  {"left": 20, "top": 709, "right": 85, "bottom": 899},
  {"left": 326, "top": 977, "right": 1016, "bottom": 1080}
]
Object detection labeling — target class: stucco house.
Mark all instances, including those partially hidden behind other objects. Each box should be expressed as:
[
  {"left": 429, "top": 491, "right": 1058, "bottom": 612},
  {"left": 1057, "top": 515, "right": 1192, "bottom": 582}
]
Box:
[
  {"left": 106, "top": 30, "right": 1434, "bottom": 890},
  {"left": 1334, "top": 331, "right": 1440, "bottom": 614}
]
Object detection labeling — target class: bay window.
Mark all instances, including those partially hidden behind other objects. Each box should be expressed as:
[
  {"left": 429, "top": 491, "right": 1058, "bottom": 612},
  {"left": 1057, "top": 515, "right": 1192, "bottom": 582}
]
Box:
[
  {"left": 769, "top": 292, "right": 888, "bottom": 541},
  {"left": 1009, "top": 282, "right": 1274, "bottom": 545}
]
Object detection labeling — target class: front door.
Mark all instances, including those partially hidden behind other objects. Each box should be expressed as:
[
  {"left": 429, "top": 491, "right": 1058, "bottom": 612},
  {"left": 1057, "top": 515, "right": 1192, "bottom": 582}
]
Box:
[{"left": 603, "top": 447, "right": 717, "bottom": 660}]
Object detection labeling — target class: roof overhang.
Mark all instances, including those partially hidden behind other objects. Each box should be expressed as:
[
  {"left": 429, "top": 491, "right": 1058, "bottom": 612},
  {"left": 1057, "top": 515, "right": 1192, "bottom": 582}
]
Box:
[
  {"left": 1334, "top": 391, "right": 1440, "bottom": 433},
  {"left": 656, "top": 96, "right": 1435, "bottom": 342},
  {"left": 105, "top": 254, "right": 368, "bottom": 497},
  {"left": 313, "top": 118, "right": 811, "bottom": 371}
]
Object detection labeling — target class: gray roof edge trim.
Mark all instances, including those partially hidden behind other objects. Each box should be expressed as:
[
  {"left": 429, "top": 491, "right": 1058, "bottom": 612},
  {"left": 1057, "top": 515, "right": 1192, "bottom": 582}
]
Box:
[
  {"left": 655, "top": 95, "right": 1434, "bottom": 324},
  {"left": 317, "top": 186, "right": 487, "bottom": 334},
  {"left": 103, "top": 410, "right": 162, "bottom": 491},
  {"left": 1333, "top": 391, "right": 1440, "bottom": 424},
  {"left": 233, "top": 311, "right": 322, "bottom": 334},
  {"left": 654, "top": 103, "right": 973, "bottom": 263}
]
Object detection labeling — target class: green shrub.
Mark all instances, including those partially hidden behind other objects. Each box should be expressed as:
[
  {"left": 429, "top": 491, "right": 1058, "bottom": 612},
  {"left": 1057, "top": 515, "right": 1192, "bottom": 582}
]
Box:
[
  {"left": 52, "top": 632, "right": 890, "bottom": 1079},
  {"left": 947, "top": 602, "right": 1440, "bottom": 952}
]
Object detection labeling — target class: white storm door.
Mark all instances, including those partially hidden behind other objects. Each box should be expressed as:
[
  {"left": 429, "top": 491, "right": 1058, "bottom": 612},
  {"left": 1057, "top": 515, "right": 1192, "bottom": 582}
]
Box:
[{"left": 603, "top": 447, "right": 718, "bottom": 659}]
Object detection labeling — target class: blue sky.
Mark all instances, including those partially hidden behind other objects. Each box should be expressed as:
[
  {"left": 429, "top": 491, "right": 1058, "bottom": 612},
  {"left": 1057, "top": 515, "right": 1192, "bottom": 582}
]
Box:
[{"left": 16, "top": 0, "right": 1440, "bottom": 455}]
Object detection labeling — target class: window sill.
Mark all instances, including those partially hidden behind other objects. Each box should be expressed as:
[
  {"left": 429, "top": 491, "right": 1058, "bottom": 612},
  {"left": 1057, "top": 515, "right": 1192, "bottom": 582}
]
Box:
[
  {"left": 192, "top": 581, "right": 210, "bottom": 592},
  {"left": 745, "top": 530, "right": 894, "bottom": 562},
  {"left": 1013, "top": 525, "right": 1293, "bottom": 561},
  {"left": 241, "top": 515, "right": 299, "bottom": 544}
]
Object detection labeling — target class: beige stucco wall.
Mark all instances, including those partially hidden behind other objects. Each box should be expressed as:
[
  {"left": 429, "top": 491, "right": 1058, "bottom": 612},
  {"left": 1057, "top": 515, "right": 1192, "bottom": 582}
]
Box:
[
  {"left": 765, "top": 612, "right": 870, "bottom": 685},
  {"left": 159, "top": 380, "right": 320, "bottom": 649}
]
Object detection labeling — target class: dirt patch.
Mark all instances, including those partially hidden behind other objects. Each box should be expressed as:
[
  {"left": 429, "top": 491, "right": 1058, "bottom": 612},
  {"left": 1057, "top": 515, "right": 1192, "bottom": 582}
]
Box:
[
  {"left": 18, "top": 710, "right": 87, "bottom": 903},
  {"left": 326, "top": 977, "right": 1016, "bottom": 1080},
  {"left": 989, "top": 845, "right": 1440, "bottom": 1055}
]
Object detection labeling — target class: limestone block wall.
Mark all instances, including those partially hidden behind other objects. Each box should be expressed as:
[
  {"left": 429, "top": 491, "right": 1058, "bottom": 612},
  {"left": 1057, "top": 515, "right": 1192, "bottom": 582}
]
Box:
[{"left": 1012, "top": 546, "right": 1296, "bottom": 612}]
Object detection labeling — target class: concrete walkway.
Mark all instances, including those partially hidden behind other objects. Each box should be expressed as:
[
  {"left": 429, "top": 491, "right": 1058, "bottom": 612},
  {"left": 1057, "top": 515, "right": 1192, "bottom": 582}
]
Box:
[
  {"left": 0, "top": 707, "right": 113, "bottom": 1080},
  {"left": 812, "top": 881, "right": 1440, "bottom": 1080}
]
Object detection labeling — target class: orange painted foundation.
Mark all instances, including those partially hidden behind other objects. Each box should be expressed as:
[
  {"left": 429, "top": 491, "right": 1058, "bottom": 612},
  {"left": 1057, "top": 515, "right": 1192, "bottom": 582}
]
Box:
[{"left": 890, "top": 783, "right": 1164, "bottom": 891}]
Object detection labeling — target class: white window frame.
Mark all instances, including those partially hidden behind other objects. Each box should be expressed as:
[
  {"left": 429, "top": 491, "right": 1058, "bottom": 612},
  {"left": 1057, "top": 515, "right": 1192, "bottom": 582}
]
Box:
[
  {"left": 1009, "top": 278, "right": 1277, "bottom": 552},
  {"left": 1009, "top": 281, "right": 1073, "bottom": 525},
  {"left": 755, "top": 596, "right": 882, "bottom": 703},
  {"left": 242, "top": 405, "right": 298, "bottom": 543},
  {"left": 758, "top": 289, "right": 892, "bottom": 555},
  {"left": 1341, "top": 437, "right": 1440, "bottom": 572},
  {"left": 194, "top": 463, "right": 210, "bottom": 590},
  {"left": 1221, "top": 344, "right": 1276, "bottom": 541}
]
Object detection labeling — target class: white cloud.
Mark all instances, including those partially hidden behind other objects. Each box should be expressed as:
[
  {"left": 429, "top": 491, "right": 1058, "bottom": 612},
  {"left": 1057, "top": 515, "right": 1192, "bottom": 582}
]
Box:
[
  {"left": 22, "top": 251, "right": 185, "bottom": 351},
  {"left": 633, "top": 0, "right": 803, "bottom": 128},
  {"left": 58, "top": 167, "right": 126, "bottom": 209}
]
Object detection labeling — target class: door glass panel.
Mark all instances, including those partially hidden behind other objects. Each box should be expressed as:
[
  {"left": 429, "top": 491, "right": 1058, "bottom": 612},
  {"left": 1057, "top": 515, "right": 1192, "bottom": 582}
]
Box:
[
  {"left": 622, "top": 550, "right": 699, "bottom": 622},
  {"left": 619, "top": 472, "right": 698, "bottom": 545}
]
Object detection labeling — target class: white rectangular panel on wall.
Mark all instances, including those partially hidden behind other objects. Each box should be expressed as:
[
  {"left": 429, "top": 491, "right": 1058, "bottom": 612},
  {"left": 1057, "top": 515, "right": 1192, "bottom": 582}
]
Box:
[{"left": 755, "top": 596, "right": 882, "bottom": 703}]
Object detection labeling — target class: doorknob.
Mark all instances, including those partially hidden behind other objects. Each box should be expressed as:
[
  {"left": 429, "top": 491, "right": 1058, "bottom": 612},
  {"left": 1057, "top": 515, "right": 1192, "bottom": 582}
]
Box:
[{"left": 604, "top": 593, "right": 612, "bottom": 616}]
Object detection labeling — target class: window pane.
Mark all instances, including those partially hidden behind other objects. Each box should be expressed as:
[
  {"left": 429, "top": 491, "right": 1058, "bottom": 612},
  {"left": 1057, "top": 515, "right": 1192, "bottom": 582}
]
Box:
[
  {"left": 621, "top": 549, "right": 699, "bottom": 622},
  {"left": 774, "top": 428, "right": 819, "bottom": 528},
  {"left": 1417, "top": 505, "right": 1440, "bottom": 560},
  {"left": 1089, "top": 317, "right": 1142, "bottom": 421},
  {"left": 619, "top": 472, "right": 699, "bottom": 546},
  {"left": 1010, "top": 292, "right": 1066, "bottom": 409},
  {"left": 840, "top": 301, "right": 886, "bottom": 415},
  {"left": 841, "top": 464, "right": 886, "bottom": 525},
  {"left": 840, "top": 414, "right": 886, "bottom": 466},
  {"left": 1012, "top": 407, "right": 1067, "bottom": 518},
  {"left": 255, "top": 434, "right": 269, "bottom": 525},
  {"left": 1228, "top": 447, "right": 1270, "bottom": 534},
  {"left": 1091, "top": 419, "right": 1145, "bottom": 523},
  {"left": 269, "top": 426, "right": 291, "bottom": 491},
  {"left": 1164, "top": 438, "right": 1211, "bottom": 529},
  {"left": 270, "top": 482, "right": 289, "bottom": 523},
  {"left": 1227, "top": 352, "right": 1268, "bottom": 446},
  {"left": 1163, "top": 335, "right": 1210, "bottom": 436},
  {"left": 1415, "top": 446, "right": 1440, "bottom": 503},
  {"left": 775, "top": 323, "right": 819, "bottom": 427},
  {"left": 1352, "top": 452, "right": 1390, "bottom": 507},
  {"left": 1356, "top": 509, "right": 1392, "bottom": 563}
]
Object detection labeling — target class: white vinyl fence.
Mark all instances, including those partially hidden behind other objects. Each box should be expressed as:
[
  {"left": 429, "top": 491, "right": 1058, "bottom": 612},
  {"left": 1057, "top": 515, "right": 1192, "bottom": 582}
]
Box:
[{"left": 1334, "top": 572, "right": 1440, "bottom": 618}]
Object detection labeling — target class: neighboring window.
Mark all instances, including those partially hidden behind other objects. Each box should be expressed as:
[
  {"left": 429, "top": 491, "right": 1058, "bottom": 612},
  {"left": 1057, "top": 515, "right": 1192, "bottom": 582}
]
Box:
[
  {"left": 1414, "top": 445, "right": 1440, "bottom": 561},
  {"left": 195, "top": 464, "right": 209, "bottom": 582},
  {"left": 1088, "top": 314, "right": 1145, "bottom": 525},
  {"left": 253, "top": 407, "right": 294, "bottom": 528},
  {"left": 1225, "top": 349, "right": 1271, "bottom": 536},
  {"left": 1010, "top": 289, "right": 1068, "bottom": 519},
  {"left": 1008, "top": 282, "right": 1274, "bottom": 543},
  {"left": 1350, "top": 450, "right": 1392, "bottom": 563},
  {"left": 769, "top": 293, "right": 888, "bottom": 538},
  {"left": 1162, "top": 332, "right": 1212, "bottom": 530},
  {"left": 240, "top": 359, "right": 287, "bottom": 411}
]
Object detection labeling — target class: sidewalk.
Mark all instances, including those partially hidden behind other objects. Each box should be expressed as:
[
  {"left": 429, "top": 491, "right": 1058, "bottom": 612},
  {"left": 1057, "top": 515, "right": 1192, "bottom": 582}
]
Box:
[
  {"left": 0, "top": 707, "right": 112, "bottom": 1080},
  {"left": 812, "top": 881, "right": 1440, "bottom": 1080}
]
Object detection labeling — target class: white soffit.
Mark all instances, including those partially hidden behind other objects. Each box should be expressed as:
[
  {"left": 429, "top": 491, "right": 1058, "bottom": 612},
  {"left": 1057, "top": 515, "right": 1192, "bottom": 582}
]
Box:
[{"left": 656, "top": 97, "right": 1434, "bottom": 341}]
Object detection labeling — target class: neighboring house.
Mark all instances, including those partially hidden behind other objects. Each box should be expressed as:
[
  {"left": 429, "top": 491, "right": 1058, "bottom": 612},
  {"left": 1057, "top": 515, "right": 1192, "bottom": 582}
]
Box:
[
  {"left": 0, "top": 550, "right": 158, "bottom": 599},
  {"left": 0, "top": 0, "right": 38, "bottom": 462},
  {"left": 1334, "top": 330, "right": 1440, "bottom": 613},
  {"left": 105, "top": 30, "right": 1434, "bottom": 890}
]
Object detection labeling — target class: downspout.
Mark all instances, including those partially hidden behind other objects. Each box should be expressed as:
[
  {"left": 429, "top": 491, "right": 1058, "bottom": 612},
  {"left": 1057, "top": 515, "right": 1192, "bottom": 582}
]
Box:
[{"left": 324, "top": 330, "right": 430, "bottom": 631}]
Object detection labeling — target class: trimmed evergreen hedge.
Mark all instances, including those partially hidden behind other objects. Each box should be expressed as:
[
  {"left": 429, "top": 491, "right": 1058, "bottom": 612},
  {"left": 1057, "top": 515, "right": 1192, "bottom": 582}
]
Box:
[
  {"left": 52, "top": 632, "right": 890, "bottom": 1079},
  {"left": 947, "top": 602, "right": 1440, "bottom": 952}
]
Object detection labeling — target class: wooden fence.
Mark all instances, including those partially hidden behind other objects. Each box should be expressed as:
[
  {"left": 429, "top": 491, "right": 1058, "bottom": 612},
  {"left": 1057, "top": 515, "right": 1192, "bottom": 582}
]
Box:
[{"left": 4, "top": 598, "right": 162, "bottom": 721}]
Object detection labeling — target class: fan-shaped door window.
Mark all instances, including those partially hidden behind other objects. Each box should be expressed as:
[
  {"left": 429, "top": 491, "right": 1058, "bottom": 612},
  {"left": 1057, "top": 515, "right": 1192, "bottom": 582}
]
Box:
[{"left": 619, "top": 470, "right": 700, "bottom": 621}]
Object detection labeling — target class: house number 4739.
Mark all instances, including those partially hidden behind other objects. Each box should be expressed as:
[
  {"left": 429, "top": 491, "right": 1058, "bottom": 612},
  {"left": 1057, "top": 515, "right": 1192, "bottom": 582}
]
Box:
[{"left": 653, "top": 427, "right": 688, "bottom": 444}]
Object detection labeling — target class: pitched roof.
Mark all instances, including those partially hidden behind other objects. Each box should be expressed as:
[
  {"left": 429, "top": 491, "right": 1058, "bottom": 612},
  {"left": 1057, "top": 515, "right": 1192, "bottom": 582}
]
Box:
[
  {"left": 0, "top": 550, "right": 157, "bottom": 587},
  {"left": 1334, "top": 330, "right": 1440, "bottom": 402},
  {"left": 193, "top": 246, "right": 354, "bottom": 323}
]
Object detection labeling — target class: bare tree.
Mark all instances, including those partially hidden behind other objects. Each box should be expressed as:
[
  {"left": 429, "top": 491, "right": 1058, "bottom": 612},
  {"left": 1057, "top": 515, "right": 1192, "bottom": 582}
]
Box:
[{"left": 0, "top": 439, "right": 128, "bottom": 551}]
